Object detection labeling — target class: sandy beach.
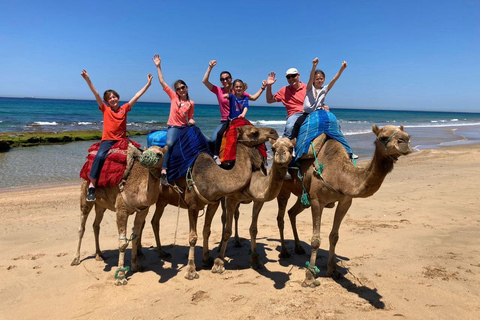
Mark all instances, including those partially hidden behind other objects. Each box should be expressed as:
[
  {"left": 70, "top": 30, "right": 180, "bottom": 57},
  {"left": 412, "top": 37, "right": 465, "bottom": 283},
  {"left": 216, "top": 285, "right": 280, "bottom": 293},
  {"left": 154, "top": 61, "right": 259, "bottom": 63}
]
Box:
[{"left": 1, "top": 144, "right": 479, "bottom": 320}]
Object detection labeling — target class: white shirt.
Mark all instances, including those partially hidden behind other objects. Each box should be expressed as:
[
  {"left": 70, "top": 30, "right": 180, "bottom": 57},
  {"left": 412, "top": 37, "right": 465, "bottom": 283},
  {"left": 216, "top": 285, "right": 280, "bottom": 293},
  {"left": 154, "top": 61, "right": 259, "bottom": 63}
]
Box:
[{"left": 303, "top": 83, "right": 330, "bottom": 114}]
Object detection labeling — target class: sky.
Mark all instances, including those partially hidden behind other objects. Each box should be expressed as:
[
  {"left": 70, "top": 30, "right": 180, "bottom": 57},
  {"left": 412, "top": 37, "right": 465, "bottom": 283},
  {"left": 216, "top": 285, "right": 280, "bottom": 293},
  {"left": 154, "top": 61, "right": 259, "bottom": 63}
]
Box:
[{"left": 0, "top": 0, "right": 478, "bottom": 112}]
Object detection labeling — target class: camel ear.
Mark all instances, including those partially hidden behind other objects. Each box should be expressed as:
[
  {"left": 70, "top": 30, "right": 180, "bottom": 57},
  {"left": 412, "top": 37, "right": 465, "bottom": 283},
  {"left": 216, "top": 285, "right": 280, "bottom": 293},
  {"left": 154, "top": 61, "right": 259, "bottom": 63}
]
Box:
[
  {"left": 400, "top": 125, "right": 404, "bottom": 131},
  {"left": 269, "top": 138, "right": 277, "bottom": 145},
  {"left": 372, "top": 124, "right": 380, "bottom": 136},
  {"left": 290, "top": 138, "right": 297, "bottom": 145},
  {"left": 162, "top": 145, "right": 168, "bottom": 154}
]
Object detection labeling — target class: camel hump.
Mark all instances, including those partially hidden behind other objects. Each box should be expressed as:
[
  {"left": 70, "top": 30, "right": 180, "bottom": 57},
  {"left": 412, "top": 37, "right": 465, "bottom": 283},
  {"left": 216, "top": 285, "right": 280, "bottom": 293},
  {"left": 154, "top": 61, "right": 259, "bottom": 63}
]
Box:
[{"left": 298, "top": 133, "right": 328, "bottom": 159}]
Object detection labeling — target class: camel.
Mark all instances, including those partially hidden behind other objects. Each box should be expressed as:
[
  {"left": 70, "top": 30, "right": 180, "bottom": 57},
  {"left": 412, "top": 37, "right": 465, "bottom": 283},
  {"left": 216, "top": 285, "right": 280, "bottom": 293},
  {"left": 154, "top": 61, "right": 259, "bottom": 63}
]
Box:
[
  {"left": 71, "top": 145, "right": 167, "bottom": 285},
  {"left": 150, "top": 125, "right": 279, "bottom": 280},
  {"left": 276, "top": 125, "right": 412, "bottom": 287},
  {"left": 210, "top": 137, "right": 295, "bottom": 273}
]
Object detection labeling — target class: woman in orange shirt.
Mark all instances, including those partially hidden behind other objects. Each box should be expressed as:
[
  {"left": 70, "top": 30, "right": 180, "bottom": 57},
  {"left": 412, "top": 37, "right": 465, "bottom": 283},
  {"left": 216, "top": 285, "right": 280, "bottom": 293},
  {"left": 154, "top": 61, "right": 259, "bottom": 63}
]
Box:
[{"left": 152, "top": 54, "right": 195, "bottom": 186}]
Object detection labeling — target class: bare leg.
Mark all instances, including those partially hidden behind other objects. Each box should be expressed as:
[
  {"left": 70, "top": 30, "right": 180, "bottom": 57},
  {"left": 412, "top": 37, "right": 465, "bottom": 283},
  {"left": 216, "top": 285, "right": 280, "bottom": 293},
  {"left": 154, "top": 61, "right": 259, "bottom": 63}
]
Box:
[
  {"left": 93, "top": 205, "right": 106, "bottom": 261},
  {"left": 71, "top": 183, "right": 95, "bottom": 266},
  {"left": 131, "top": 209, "right": 149, "bottom": 272},
  {"left": 202, "top": 202, "right": 219, "bottom": 268},
  {"left": 249, "top": 201, "right": 264, "bottom": 269},
  {"left": 151, "top": 200, "right": 171, "bottom": 258},
  {"left": 185, "top": 208, "right": 200, "bottom": 280},
  {"left": 327, "top": 199, "right": 352, "bottom": 278},
  {"left": 303, "top": 198, "right": 324, "bottom": 288},
  {"left": 115, "top": 209, "right": 129, "bottom": 286}
]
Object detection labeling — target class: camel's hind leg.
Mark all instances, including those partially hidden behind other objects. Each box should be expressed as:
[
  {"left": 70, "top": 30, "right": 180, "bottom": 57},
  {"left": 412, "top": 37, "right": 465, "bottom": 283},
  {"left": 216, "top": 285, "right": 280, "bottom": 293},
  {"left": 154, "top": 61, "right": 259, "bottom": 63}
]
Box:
[
  {"left": 233, "top": 204, "right": 242, "bottom": 247},
  {"left": 93, "top": 205, "right": 106, "bottom": 261},
  {"left": 71, "top": 184, "right": 95, "bottom": 266},
  {"left": 249, "top": 201, "right": 264, "bottom": 269},
  {"left": 326, "top": 198, "right": 352, "bottom": 278},
  {"left": 288, "top": 197, "right": 307, "bottom": 255},
  {"left": 115, "top": 209, "right": 130, "bottom": 286},
  {"left": 202, "top": 201, "right": 220, "bottom": 269},
  {"left": 303, "top": 197, "right": 324, "bottom": 288},
  {"left": 131, "top": 209, "right": 149, "bottom": 273},
  {"left": 276, "top": 193, "right": 290, "bottom": 258},
  {"left": 213, "top": 196, "right": 238, "bottom": 274},
  {"left": 185, "top": 208, "right": 200, "bottom": 280},
  {"left": 151, "top": 200, "right": 171, "bottom": 259}
]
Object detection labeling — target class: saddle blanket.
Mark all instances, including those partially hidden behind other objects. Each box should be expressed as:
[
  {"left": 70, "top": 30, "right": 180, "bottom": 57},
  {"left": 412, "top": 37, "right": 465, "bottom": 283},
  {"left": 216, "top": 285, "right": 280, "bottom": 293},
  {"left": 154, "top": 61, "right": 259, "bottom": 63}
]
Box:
[
  {"left": 219, "top": 118, "right": 267, "bottom": 162},
  {"left": 79, "top": 138, "right": 141, "bottom": 187}
]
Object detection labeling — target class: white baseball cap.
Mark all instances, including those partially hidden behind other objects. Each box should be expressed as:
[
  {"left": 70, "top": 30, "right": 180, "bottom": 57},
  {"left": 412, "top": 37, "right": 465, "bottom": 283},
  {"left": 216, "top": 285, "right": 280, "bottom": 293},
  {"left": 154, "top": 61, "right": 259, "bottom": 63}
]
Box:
[{"left": 285, "top": 68, "right": 299, "bottom": 76}]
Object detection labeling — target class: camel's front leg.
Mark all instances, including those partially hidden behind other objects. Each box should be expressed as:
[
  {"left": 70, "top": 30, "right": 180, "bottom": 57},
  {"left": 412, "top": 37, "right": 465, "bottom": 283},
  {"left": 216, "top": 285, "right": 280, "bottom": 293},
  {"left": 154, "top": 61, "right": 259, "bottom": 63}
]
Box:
[
  {"left": 115, "top": 210, "right": 129, "bottom": 286},
  {"left": 233, "top": 204, "right": 242, "bottom": 247},
  {"left": 185, "top": 208, "right": 199, "bottom": 280},
  {"left": 151, "top": 200, "right": 171, "bottom": 259},
  {"left": 131, "top": 209, "right": 149, "bottom": 273},
  {"left": 249, "top": 201, "right": 264, "bottom": 269},
  {"left": 303, "top": 198, "right": 324, "bottom": 288},
  {"left": 276, "top": 194, "right": 290, "bottom": 258},
  {"left": 327, "top": 198, "right": 352, "bottom": 278},
  {"left": 202, "top": 201, "right": 220, "bottom": 269},
  {"left": 212, "top": 196, "right": 238, "bottom": 274},
  {"left": 93, "top": 205, "right": 106, "bottom": 261},
  {"left": 288, "top": 197, "right": 308, "bottom": 255},
  {"left": 71, "top": 193, "right": 94, "bottom": 266}
]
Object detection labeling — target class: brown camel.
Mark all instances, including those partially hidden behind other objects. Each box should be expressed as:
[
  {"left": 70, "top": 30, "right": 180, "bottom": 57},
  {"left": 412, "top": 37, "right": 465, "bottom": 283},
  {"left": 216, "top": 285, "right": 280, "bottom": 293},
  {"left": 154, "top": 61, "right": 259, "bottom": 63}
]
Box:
[
  {"left": 276, "top": 125, "right": 412, "bottom": 287},
  {"left": 210, "top": 137, "right": 295, "bottom": 273},
  {"left": 70, "top": 145, "right": 167, "bottom": 285},
  {"left": 151, "top": 125, "right": 279, "bottom": 280}
]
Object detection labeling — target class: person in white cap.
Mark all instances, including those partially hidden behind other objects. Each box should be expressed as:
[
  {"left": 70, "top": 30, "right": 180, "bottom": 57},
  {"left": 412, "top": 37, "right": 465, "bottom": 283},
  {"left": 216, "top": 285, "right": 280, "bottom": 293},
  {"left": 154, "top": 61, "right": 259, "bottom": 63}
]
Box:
[{"left": 265, "top": 68, "right": 307, "bottom": 138}]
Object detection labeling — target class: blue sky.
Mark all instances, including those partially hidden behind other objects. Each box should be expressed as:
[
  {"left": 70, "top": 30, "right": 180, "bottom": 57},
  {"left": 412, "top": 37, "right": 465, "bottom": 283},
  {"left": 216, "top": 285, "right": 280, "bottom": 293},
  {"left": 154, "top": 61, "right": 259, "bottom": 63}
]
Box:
[{"left": 0, "top": 0, "right": 478, "bottom": 112}]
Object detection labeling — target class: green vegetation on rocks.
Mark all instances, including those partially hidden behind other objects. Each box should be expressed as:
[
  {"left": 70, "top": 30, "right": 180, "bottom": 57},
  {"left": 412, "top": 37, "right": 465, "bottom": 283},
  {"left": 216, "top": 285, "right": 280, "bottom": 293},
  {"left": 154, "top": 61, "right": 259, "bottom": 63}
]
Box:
[{"left": 0, "top": 130, "right": 149, "bottom": 152}]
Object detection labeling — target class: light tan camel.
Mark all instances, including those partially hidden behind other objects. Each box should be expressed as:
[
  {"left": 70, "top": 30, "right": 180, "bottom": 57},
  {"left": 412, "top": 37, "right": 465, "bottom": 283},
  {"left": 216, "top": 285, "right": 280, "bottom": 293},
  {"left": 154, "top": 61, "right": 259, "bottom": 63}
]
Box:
[
  {"left": 151, "top": 125, "right": 279, "bottom": 280},
  {"left": 210, "top": 137, "right": 295, "bottom": 273},
  {"left": 276, "top": 125, "right": 412, "bottom": 287},
  {"left": 70, "top": 145, "right": 167, "bottom": 285}
]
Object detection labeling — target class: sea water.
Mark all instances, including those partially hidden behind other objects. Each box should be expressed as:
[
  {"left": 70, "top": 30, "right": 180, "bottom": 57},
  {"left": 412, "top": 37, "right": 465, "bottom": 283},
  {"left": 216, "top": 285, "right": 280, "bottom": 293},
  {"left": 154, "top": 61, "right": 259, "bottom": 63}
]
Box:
[{"left": 1, "top": 97, "right": 480, "bottom": 188}]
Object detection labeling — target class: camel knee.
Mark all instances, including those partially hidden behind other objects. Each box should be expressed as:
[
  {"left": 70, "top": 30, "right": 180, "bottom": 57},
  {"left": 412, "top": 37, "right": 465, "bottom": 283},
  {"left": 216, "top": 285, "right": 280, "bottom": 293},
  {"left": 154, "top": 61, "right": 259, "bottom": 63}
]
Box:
[
  {"left": 329, "top": 232, "right": 339, "bottom": 246},
  {"left": 249, "top": 226, "right": 258, "bottom": 238},
  {"left": 189, "top": 233, "right": 198, "bottom": 247},
  {"left": 222, "top": 229, "right": 232, "bottom": 241},
  {"left": 310, "top": 236, "right": 321, "bottom": 250}
]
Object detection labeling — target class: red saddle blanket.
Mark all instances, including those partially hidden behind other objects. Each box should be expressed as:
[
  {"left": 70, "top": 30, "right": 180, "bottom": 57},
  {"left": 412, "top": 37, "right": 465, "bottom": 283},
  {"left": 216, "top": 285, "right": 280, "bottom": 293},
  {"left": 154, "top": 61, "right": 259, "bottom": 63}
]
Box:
[
  {"left": 219, "top": 118, "right": 267, "bottom": 162},
  {"left": 79, "top": 139, "right": 142, "bottom": 187}
]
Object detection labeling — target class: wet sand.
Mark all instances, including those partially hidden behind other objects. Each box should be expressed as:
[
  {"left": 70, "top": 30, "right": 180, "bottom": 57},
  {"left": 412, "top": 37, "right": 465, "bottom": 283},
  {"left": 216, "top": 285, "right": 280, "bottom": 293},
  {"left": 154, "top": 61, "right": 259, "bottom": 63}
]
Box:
[{"left": 0, "top": 144, "right": 479, "bottom": 319}]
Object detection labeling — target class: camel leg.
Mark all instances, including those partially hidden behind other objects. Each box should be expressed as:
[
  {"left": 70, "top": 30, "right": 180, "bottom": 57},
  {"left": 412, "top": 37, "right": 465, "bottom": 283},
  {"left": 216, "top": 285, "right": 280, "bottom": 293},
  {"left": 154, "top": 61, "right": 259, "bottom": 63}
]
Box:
[
  {"left": 202, "top": 202, "right": 219, "bottom": 269},
  {"left": 115, "top": 209, "right": 129, "bottom": 286},
  {"left": 151, "top": 201, "right": 171, "bottom": 259},
  {"left": 218, "top": 198, "right": 227, "bottom": 252},
  {"left": 93, "top": 205, "right": 106, "bottom": 261},
  {"left": 131, "top": 209, "right": 149, "bottom": 273},
  {"left": 249, "top": 201, "right": 264, "bottom": 269},
  {"left": 185, "top": 208, "right": 200, "bottom": 280},
  {"left": 288, "top": 197, "right": 307, "bottom": 255},
  {"left": 303, "top": 198, "right": 324, "bottom": 288},
  {"left": 326, "top": 198, "right": 352, "bottom": 278},
  {"left": 276, "top": 193, "right": 290, "bottom": 258},
  {"left": 71, "top": 196, "right": 95, "bottom": 266},
  {"left": 212, "top": 196, "right": 237, "bottom": 274},
  {"left": 233, "top": 203, "right": 242, "bottom": 247},
  {"left": 136, "top": 219, "right": 145, "bottom": 257}
]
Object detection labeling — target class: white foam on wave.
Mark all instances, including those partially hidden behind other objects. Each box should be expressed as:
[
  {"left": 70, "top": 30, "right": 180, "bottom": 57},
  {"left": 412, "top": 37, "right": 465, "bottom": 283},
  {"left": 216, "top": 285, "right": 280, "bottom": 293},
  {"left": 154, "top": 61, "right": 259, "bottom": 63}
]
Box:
[
  {"left": 343, "top": 129, "right": 372, "bottom": 136},
  {"left": 250, "top": 120, "right": 286, "bottom": 125},
  {"left": 77, "top": 122, "right": 92, "bottom": 125},
  {"left": 405, "top": 122, "right": 480, "bottom": 128},
  {"left": 32, "top": 121, "right": 58, "bottom": 126}
]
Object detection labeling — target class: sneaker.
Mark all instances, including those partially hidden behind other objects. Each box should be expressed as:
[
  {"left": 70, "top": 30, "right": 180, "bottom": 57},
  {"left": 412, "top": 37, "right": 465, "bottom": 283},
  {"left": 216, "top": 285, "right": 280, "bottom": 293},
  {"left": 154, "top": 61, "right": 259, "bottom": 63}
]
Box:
[
  {"left": 352, "top": 153, "right": 359, "bottom": 159},
  {"left": 86, "top": 187, "right": 96, "bottom": 202},
  {"left": 160, "top": 173, "right": 168, "bottom": 186},
  {"left": 213, "top": 155, "right": 221, "bottom": 165}
]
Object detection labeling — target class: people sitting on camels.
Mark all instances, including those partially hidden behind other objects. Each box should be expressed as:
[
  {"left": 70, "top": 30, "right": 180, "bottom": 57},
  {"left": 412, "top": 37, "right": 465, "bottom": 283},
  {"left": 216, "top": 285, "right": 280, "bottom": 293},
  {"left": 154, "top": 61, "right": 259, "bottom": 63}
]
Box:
[
  {"left": 152, "top": 53, "right": 195, "bottom": 186},
  {"left": 80, "top": 69, "right": 153, "bottom": 202}
]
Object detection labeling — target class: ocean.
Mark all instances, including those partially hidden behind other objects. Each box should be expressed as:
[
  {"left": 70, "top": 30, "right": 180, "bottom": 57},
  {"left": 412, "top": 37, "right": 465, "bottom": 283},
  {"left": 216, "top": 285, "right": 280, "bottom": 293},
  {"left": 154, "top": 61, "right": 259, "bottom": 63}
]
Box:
[{"left": 1, "top": 97, "right": 480, "bottom": 188}]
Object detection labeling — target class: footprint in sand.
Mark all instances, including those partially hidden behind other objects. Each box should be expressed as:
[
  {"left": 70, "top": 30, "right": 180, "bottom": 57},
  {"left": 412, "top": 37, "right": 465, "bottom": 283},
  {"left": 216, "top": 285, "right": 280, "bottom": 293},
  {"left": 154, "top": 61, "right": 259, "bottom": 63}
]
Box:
[
  {"left": 191, "top": 290, "right": 209, "bottom": 304},
  {"left": 12, "top": 253, "right": 45, "bottom": 261},
  {"left": 56, "top": 253, "right": 68, "bottom": 257},
  {"left": 7, "top": 265, "right": 17, "bottom": 270}
]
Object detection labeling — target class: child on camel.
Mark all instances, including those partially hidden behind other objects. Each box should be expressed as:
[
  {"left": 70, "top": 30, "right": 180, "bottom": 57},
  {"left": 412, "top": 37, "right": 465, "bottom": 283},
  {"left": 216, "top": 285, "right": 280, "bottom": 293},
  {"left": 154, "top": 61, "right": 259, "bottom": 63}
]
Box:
[
  {"left": 81, "top": 69, "right": 153, "bottom": 201},
  {"left": 152, "top": 53, "right": 195, "bottom": 186}
]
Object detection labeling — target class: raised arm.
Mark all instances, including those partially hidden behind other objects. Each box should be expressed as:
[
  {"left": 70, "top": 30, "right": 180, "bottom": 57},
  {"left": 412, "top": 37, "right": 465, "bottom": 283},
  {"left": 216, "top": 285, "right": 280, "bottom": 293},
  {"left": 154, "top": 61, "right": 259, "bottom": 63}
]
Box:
[
  {"left": 327, "top": 61, "right": 347, "bottom": 92},
  {"left": 202, "top": 60, "right": 216, "bottom": 91},
  {"left": 265, "top": 72, "right": 277, "bottom": 104},
  {"left": 81, "top": 69, "right": 103, "bottom": 108},
  {"left": 152, "top": 54, "right": 167, "bottom": 89},
  {"left": 128, "top": 74, "right": 153, "bottom": 107},
  {"left": 306, "top": 58, "right": 319, "bottom": 91},
  {"left": 249, "top": 80, "right": 267, "bottom": 101}
]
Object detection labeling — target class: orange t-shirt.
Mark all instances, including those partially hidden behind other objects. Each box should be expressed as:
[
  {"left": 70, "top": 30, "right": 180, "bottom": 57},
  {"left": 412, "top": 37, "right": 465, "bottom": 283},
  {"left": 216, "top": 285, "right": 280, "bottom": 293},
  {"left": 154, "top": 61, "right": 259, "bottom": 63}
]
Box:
[
  {"left": 100, "top": 102, "right": 131, "bottom": 141},
  {"left": 274, "top": 82, "right": 306, "bottom": 118},
  {"left": 164, "top": 86, "right": 194, "bottom": 126}
]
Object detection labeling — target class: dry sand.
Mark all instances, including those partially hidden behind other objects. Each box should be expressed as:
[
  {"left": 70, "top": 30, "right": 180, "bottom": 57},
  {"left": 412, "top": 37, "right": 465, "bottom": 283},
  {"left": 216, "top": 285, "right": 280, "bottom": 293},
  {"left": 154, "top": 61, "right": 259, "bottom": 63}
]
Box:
[{"left": 1, "top": 144, "right": 479, "bottom": 319}]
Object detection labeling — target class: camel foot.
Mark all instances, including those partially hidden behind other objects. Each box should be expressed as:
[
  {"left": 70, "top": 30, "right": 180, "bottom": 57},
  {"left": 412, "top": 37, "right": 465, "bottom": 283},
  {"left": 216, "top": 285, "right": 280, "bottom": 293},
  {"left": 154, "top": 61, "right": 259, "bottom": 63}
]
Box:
[
  {"left": 233, "top": 239, "right": 242, "bottom": 248},
  {"left": 278, "top": 249, "right": 291, "bottom": 259},
  {"left": 327, "top": 268, "right": 343, "bottom": 279},
  {"left": 302, "top": 269, "right": 321, "bottom": 288},
  {"left": 294, "top": 245, "right": 306, "bottom": 255},
  {"left": 71, "top": 256, "right": 81, "bottom": 266},
  {"left": 114, "top": 278, "right": 128, "bottom": 286},
  {"left": 95, "top": 253, "right": 105, "bottom": 261},
  {"left": 137, "top": 249, "right": 144, "bottom": 257},
  {"left": 130, "top": 264, "right": 144, "bottom": 273},
  {"left": 250, "top": 251, "right": 263, "bottom": 270},
  {"left": 202, "top": 257, "right": 214, "bottom": 269},
  {"left": 184, "top": 269, "right": 199, "bottom": 280},
  {"left": 211, "top": 258, "right": 225, "bottom": 274}
]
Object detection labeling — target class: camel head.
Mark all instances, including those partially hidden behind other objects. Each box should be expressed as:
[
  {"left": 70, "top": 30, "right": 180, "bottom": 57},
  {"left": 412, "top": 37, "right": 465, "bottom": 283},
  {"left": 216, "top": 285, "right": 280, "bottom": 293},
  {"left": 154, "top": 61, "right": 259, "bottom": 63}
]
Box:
[
  {"left": 269, "top": 137, "right": 296, "bottom": 167},
  {"left": 373, "top": 125, "right": 412, "bottom": 161},
  {"left": 236, "top": 126, "right": 279, "bottom": 147},
  {"left": 139, "top": 145, "right": 167, "bottom": 169}
]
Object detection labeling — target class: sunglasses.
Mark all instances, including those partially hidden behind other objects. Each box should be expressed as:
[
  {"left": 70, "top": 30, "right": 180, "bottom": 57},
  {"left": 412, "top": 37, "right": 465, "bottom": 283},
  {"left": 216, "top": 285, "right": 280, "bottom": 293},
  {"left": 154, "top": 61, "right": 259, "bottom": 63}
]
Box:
[
  {"left": 220, "top": 77, "right": 231, "bottom": 82},
  {"left": 286, "top": 74, "right": 298, "bottom": 79},
  {"left": 175, "top": 85, "right": 187, "bottom": 91}
]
